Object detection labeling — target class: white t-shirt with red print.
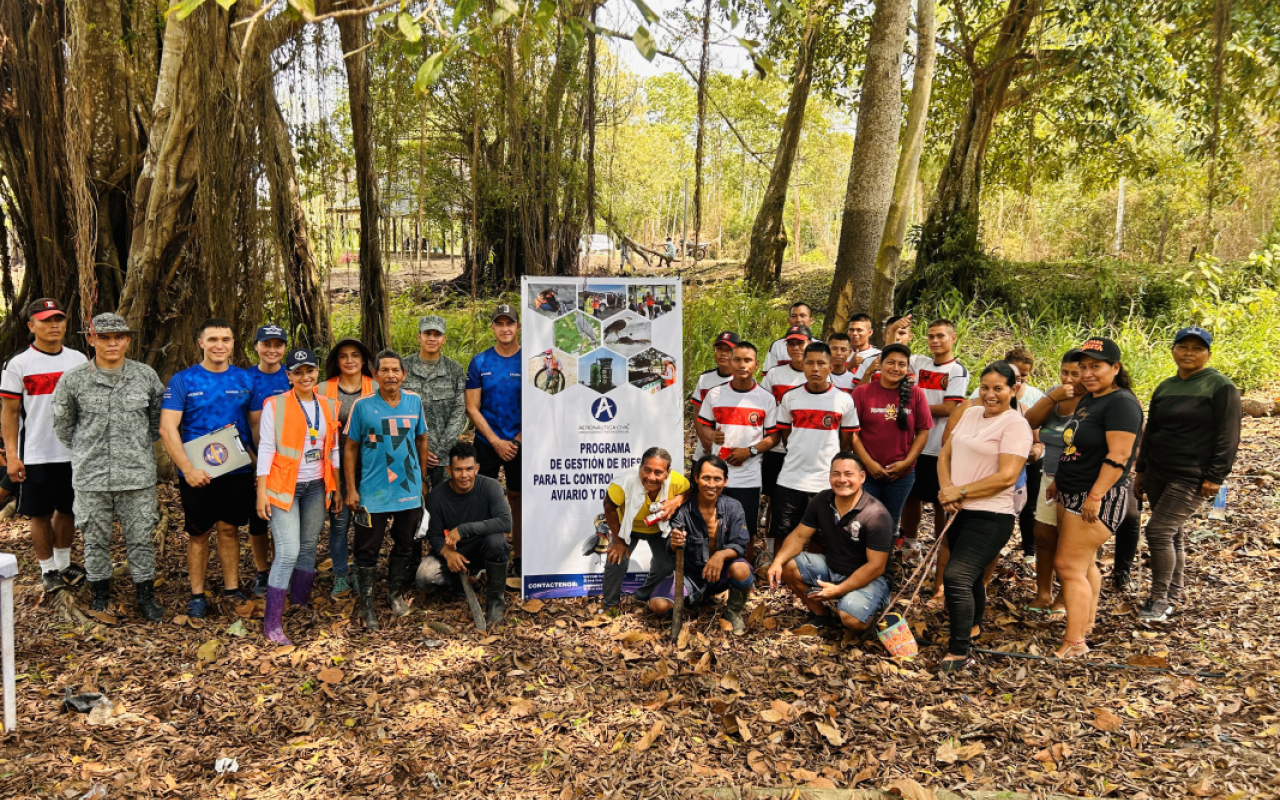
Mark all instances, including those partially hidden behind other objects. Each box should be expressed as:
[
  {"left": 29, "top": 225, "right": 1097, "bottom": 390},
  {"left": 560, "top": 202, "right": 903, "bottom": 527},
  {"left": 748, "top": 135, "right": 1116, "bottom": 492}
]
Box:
[
  {"left": 696, "top": 381, "right": 777, "bottom": 488},
  {"left": 1, "top": 345, "right": 87, "bottom": 464},
  {"left": 773, "top": 384, "right": 859, "bottom": 493}
]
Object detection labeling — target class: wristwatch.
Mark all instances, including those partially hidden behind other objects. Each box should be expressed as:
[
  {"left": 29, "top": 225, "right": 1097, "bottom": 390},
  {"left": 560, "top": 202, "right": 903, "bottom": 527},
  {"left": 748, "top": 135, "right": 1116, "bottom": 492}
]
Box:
[{"left": 748, "top": 445, "right": 759, "bottom": 456}]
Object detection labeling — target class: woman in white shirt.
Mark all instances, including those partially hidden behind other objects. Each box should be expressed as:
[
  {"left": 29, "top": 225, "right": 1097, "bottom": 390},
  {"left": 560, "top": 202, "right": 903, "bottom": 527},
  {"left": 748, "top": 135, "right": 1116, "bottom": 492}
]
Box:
[{"left": 256, "top": 349, "right": 341, "bottom": 645}]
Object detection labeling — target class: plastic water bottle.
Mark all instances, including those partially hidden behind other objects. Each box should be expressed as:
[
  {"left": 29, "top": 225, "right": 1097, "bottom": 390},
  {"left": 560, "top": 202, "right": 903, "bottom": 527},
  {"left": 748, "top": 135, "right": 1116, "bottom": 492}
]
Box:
[{"left": 1208, "top": 484, "right": 1228, "bottom": 521}]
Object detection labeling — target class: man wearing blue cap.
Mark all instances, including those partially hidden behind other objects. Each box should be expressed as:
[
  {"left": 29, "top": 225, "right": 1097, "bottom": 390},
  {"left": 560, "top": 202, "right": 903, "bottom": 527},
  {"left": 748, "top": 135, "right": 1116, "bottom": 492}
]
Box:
[
  {"left": 1133, "top": 325, "right": 1242, "bottom": 622},
  {"left": 246, "top": 324, "right": 291, "bottom": 595}
]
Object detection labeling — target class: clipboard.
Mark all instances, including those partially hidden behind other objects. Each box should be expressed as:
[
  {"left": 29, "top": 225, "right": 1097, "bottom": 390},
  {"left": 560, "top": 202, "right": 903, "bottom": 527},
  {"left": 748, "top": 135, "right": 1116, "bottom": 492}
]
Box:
[{"left": 182, "top": 423, "right": 251, "bottom": 478}]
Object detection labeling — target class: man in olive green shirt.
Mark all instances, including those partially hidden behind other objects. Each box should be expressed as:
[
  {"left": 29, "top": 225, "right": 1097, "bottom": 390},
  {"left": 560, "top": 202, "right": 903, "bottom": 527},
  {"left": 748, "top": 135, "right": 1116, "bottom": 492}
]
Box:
[{"left": 402, "top": 315, "right": 467, "bottom": 489}]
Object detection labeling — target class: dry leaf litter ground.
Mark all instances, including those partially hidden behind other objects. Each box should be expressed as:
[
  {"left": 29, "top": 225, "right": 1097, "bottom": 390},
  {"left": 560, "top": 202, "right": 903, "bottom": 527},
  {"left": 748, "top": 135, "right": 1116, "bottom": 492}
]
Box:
[{"left": 0, "top": 417, "right": 1277, "bottom": 799}]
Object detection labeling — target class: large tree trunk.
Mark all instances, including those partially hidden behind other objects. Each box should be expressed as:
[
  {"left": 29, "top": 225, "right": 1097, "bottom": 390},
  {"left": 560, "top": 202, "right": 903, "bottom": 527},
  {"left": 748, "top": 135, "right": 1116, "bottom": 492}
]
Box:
[
  {"left": 742, "top": 1, "right": 826, "bottom": 288},
  {"left": 0, "top": 0, "right": 79, "bottom": 354},
  {"left": 260, "top": 77, "right": 331, "bottom": 349},
  {"left": 869, "top": 0, "right": 935, "bottom": 334},
  {"left": 336, "top": 8, "right": 388, "bottom": 352},
  {"left": 824, "top": 0, "right": 912, "bottom": 336},
  {"left": 896, "top": 0, "right": 1038, "bottom": 307},
  {"left": 692, "top": 0, "right": 712, "bottom": 253}
]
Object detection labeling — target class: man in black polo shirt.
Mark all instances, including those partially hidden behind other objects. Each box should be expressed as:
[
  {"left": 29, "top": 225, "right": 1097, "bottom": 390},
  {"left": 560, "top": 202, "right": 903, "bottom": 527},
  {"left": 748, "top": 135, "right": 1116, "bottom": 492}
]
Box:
[{"left": 766, "top": 451, "right": 893, "bottom": 632}]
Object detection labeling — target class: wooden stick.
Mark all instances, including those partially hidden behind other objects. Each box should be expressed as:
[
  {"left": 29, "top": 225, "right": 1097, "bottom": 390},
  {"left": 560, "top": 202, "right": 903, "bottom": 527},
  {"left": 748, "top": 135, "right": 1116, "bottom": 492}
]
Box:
[{"left": 670, "top": 549, "right": 685, "bottom": 643}]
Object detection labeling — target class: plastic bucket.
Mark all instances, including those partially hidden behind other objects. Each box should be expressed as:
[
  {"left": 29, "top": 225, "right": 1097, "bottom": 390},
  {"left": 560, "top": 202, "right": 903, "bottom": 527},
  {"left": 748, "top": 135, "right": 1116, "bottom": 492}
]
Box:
[{"left": 877, "top": 612, "right": 918, "bottom": 659}]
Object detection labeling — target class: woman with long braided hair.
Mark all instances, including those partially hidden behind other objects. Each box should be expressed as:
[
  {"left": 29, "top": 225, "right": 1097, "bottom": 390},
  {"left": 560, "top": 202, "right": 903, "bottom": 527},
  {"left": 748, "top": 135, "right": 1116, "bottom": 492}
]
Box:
[{"left": 849, "top": 344, "right": 933, "bottom": 534}]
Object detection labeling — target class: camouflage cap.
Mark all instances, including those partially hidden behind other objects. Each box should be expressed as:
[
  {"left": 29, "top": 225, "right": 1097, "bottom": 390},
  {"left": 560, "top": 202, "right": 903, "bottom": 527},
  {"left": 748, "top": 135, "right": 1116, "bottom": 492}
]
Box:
[
  {"left": 419, "top": 315, "right": 447, "bottom": 334},
  {"left": 84, "top": 313, "right": 139, "bottom": 335}
]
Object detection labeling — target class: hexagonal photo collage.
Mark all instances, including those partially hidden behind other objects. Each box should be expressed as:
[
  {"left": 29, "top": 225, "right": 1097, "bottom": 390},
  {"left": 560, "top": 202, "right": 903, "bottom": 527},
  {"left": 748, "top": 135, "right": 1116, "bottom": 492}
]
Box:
[{"left": 527, "top": 282, "right": 678, "bottom": 397}]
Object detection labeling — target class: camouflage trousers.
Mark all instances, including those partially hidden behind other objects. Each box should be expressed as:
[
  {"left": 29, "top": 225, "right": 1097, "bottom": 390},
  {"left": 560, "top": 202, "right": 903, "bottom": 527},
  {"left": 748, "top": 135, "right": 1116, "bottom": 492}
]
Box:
[{"left": 74, "top": 487, "right": 159, "bottom": 582}]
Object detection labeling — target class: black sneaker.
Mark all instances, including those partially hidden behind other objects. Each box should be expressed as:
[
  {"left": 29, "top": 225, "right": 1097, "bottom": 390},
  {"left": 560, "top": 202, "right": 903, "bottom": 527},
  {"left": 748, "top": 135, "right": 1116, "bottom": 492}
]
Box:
[
  {"left": 187, "top": 594, "right": 209, "bottom": 618},
  {"left": 252, "top": 571, "right": 269, "bottom": 597},
  {"left": 223, "top": 588, "right": 250, "bottom": 604},
  {"left": 805, "top": 611, "right": 837, "bottom": 630},
  {"left": 42, "top": 570, "right": 67, "bottom": 594},
  {"left": 60, "top": 563, "right": 87, "bottom": 587}
]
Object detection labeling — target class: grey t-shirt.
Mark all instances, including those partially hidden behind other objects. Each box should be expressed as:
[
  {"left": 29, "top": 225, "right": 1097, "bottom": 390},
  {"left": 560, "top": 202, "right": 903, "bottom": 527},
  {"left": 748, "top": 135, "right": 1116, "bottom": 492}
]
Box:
[{"left": 1038, "top": 385, "right": 1074, "bottom": 477}]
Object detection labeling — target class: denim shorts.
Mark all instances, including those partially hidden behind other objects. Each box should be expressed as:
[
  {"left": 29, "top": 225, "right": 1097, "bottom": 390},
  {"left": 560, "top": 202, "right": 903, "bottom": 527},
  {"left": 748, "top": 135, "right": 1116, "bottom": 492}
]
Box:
[{"left": 793, "top": 552, "right": 891, "bottom": 623}]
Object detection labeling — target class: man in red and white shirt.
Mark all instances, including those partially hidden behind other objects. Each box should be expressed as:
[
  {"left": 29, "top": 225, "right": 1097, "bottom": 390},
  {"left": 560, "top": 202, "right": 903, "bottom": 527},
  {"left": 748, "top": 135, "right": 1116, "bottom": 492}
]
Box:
[
  {"left": 696, "top": 341, "right": 777, "bottom": 542},
  {"left": 688, "top": 331, "right": 738, "bottom": 460},
  {"left": 1, "top": 298, "right": 88, "bottom": 594},
  {"left": 763, "top": 341, "right": 858, "bottom": 551},
  {"left": 900, "top": 318, "right": 970, "bottom": 551},
  {"left": 827, "top": 333, "right": 856, "bottom": 395},
  {"left": 762, "top": 303, "right": 815, "bottom": 372},
  {"left": 758, "top": 326, "right": 809, "bottom": 499},
  {"left": 846, "top": 313, "right": 882, "bottom": 382}
]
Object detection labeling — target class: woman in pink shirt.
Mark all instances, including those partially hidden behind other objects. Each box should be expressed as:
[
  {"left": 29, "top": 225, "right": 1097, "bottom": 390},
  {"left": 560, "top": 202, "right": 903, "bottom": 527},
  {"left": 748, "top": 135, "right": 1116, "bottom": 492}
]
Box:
[{"left": 935, "top": 362, "right": 1032, "bottom": 674}]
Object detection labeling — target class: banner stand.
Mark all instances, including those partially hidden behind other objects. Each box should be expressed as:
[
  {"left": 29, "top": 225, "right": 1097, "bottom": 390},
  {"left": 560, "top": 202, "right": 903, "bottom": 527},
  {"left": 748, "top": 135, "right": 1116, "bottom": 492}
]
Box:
[{"left": 520, "top": 278, "right": 683, "bottom": 599}]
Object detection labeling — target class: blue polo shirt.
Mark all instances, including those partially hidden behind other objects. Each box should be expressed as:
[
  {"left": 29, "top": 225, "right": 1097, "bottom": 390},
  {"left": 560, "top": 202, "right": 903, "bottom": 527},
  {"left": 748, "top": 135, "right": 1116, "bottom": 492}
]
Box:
[
  {"left": 466, "top": 347, "right": 522, "bottom": 443},
  {"left": 162, "top": 363, "right": 255, "bottom": 474},
  {"left": 249, "top": 364, "right": 291, "bottom": 412}
]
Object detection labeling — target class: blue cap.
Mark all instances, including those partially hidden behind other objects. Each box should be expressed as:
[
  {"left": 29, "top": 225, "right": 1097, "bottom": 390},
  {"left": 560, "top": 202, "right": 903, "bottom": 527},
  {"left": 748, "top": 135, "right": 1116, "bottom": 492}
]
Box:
[
  {"left": 1174, "top": 326, "right": 1212, "bottom": 348},
  {"left": 285, "top": 348, "right": 318, "bottom": 371},
  {"left": 255, "top": 324, "right": 288, "bottom": 344}
]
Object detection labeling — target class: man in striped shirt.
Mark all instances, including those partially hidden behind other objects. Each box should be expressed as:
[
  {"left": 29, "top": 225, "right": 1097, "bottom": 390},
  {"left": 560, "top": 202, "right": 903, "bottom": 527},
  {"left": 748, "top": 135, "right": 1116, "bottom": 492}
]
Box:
[
  {"left": 696, "top": 341, "right": 777, "bottom": 543},
  {"left": 762, "top": 303, "right": 815, "bottom": 372},
  {"left": 762, "top": 341, "right": 859, "bottom": 553},
  {"left": 688, "top": 331, "right": 738, "bottom": 460},
  {"left": 759, "top": 327, "right": 809, "bottom": 501}
]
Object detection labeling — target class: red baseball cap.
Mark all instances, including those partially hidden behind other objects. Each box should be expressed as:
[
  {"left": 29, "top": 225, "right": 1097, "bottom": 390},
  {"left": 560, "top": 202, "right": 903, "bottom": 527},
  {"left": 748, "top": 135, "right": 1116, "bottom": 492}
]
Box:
[
  {"left": 26, "top": 298, "right": 66, "bottom": 321},
  {"left": 784, "top": 324, "right": 812, "bottom": 342}
]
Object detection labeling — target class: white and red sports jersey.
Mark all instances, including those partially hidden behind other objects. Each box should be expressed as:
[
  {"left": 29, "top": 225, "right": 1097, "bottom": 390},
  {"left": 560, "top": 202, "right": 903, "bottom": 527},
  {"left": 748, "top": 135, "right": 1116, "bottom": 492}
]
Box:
[
  {"left": 773, "top": 383, "right": 859, "bottom": 493},
  {"left": 762, "top": 335, "right": 816, "bottom": 372},
  {"left": 909, "top": 353, "right": 970, "bottom": 455},
  {"left": 688, "top": 367, "right": 733, "bottom": 459},
  {"left": 696, "top": 381, "right": 777, "bottom": 488},
  {"left": 0, "top": 345, "right": 87, "bottom": 464},
  {"left": 829, "top": 369, "right": 856, "bottom": 395},
  {"left": 848, "top": 346, "right": 882, "bottom": 381},
  {"left": 759, "top": 364, "right": 806, "bottom": 455}
]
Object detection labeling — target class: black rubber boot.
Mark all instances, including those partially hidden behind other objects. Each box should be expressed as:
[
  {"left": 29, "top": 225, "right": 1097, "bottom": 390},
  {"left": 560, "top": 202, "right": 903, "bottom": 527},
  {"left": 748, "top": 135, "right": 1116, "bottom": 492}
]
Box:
[
  {"left": 1112, "top": 569, "right": 1133, "bottom": 593},
  {"left": 89, "top": 579, "right": 111, "bottom": 613},
  {"left": 485, "top": 561, "right": 508, "bottom": 625},
  {"left": 723, "top": 585, "right": 749, "bottom": 635},
  {"left": 356, "top": 566, "right": 379, "bottom": 630},
  {"left": 387, "top": 555, "right": 413, "bottom": 617},
  {"left": 134, "top": 579, "right": 164, "bottom": 622}
]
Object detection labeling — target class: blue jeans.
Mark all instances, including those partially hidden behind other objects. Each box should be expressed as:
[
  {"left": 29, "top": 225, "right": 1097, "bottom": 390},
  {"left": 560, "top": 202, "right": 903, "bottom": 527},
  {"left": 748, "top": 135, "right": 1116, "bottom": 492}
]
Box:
[
  {"left": 862, "top": 470, "right": 916, "bottom": 534},
  {"left": 267, "top": 480, "right": 326, "bottom": 590},
  {"left": 329, "top": 504, "right": 353, "bottom": 578},
  {"left": 792, "top": 552, "right": 891, "bottom": 623}
]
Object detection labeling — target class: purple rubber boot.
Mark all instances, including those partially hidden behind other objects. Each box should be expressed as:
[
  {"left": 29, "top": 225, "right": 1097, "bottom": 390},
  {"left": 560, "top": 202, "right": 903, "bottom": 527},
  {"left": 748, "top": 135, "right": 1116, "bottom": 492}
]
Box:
[
  {"left": 263, "top": 586, "right": 292, "bottom": 646},
  {"left": 289, "top": 570, "right": 318, "bottom": 608}
]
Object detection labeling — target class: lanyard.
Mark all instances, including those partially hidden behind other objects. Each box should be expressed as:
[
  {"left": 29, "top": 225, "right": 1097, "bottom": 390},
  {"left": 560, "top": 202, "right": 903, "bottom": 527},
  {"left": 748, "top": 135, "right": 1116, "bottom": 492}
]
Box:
[{"left": 296, "top": 393, "right": 320, "bottom": 446}]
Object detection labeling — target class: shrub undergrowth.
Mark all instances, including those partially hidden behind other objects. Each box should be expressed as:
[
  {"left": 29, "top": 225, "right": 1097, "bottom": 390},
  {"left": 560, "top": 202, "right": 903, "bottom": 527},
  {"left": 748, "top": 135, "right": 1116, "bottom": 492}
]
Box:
[{"left": 332, "top": 260, "right": 1280, "bottom": 399}]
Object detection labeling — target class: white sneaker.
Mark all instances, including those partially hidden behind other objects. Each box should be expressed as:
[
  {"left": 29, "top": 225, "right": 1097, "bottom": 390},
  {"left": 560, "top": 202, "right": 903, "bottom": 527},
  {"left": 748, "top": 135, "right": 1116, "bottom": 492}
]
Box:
[{"left": 902, "top": 538, "right": 923, "bottom": 552}]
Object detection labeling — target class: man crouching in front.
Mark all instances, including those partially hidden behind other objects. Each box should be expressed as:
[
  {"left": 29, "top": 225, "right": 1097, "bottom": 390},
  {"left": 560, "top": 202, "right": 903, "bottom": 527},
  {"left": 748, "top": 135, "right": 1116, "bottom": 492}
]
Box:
[{"left": 767, "top": 452, "right": 894, "bottom": 633}]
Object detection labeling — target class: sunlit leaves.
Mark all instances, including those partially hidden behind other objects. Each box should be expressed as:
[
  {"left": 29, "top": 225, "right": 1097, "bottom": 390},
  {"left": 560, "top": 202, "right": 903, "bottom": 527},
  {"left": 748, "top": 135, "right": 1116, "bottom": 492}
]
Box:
[
  {"left": 492, "top": 0, "right": 520, "bottom": 26},
  {"left": 631, "top": 0, "right": 661, "bottom": 24},
  {"left": 633, "top": 25, "right": 658, "bottom": 61},
  {"left": 397, "top": 13, "right": 422, "bottom": 42},
  {"left": 414, "top": 51, "right": 448, "bottom": 94}
]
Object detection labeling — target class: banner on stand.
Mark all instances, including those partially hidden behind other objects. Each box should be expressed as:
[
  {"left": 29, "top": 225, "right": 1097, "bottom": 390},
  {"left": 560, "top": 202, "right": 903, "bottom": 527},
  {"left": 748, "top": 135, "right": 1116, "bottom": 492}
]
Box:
[{"left": 520, "top": 277, "right": 683, "bottom": 599}]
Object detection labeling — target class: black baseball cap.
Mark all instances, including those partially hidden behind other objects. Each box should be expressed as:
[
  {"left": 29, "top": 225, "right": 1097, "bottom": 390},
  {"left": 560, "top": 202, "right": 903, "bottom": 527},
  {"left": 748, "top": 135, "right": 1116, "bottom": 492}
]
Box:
[
  {"left": 1073, "top": 336, "right": 1122, "bottom": 364},
  {"left": 714, "top": 331, "right": 741, "bottom": 348},
  {"left": 26, "top": 298, "right": 66, "bottom": 321},
  {"left": 785, "top": 325, "right": 812, "bottom": 342},
  {"left": 256, "top": 324, "right": 288, "bottom": 344},
  {"left": 286, "top": 348, "right": 318, "bottom": 371},
  {"left": 492, "top": 304, "right": 519, "bottom": 323}
]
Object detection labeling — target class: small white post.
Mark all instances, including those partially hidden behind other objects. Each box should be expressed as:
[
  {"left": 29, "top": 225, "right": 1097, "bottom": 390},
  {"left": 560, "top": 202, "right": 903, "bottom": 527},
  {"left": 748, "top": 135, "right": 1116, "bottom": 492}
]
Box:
[{"left": 0, "top": 552, "right": 17, "bottom": 732}]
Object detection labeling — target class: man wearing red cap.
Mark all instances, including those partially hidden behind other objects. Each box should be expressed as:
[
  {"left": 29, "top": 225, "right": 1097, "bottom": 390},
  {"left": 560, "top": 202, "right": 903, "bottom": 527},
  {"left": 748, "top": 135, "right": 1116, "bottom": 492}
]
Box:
[{"left": 0, "top": 299, "right": 88, "bottom": 594}]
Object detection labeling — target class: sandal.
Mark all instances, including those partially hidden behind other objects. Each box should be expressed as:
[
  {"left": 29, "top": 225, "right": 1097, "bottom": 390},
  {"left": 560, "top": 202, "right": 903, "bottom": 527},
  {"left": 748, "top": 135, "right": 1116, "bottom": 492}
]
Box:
[
  {"left": 1054, "top": 638, "right": 1090, "bottom": 659},
  {"left": 938, "top": 655, "right": 976, "bottom": 675},
  {"left": 1022, "top": 604, "right": 1051, "bottom": 614}
]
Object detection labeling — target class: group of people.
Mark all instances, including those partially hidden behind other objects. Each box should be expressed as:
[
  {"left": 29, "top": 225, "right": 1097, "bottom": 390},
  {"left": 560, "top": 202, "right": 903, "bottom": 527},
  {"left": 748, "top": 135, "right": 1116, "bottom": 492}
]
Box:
[
  {"left": 654, "top": 302, "right": 1242, "bottom": 670},
  {"left": 6, "top": 299, "right": 528, "bottom": 645},
  {"left": 3, "top": 293, "right": 1243, "bottom": 670}
]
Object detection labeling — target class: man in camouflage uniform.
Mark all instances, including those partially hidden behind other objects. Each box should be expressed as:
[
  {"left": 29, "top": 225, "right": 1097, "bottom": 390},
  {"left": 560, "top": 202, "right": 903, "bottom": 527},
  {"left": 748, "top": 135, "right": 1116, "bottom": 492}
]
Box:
[
  {"left": 52, "top": 313, "right": 167, "bottom": 621},
  {"left": 403, "top": 315, "right": 467, "bottom": 489}
]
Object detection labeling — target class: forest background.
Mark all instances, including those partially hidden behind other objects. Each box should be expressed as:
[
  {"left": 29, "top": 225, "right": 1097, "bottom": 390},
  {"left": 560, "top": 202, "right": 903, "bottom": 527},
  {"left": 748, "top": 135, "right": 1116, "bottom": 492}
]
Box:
[{"left": 1, "top": 0, "right": 1279, "bottom": 391}]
